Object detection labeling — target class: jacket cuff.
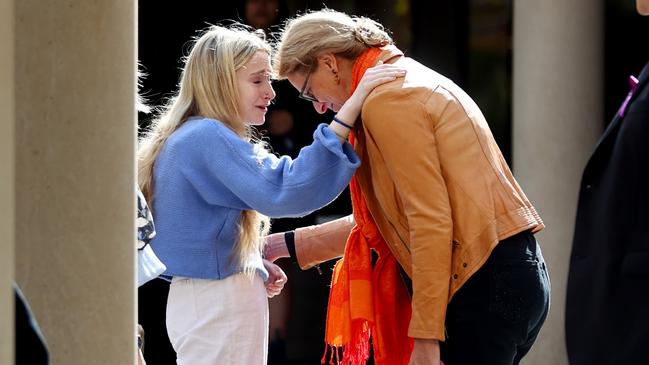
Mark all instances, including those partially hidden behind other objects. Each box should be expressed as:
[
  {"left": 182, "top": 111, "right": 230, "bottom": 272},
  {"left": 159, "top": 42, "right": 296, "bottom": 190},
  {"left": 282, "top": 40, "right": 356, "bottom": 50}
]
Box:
[{"left": 407, "top": 326, "right": 446, "bottom": 342}]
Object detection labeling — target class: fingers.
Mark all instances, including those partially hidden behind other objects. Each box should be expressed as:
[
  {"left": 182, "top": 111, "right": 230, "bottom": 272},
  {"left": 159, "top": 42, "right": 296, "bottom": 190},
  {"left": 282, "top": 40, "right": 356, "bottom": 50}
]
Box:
[
  {"left": 365, "top": 67, "right": 406, "bottom": 79},
  {"left": 350, "top": 63, "right": 407, "bottom": 104},
  {"left": 263, "top": 259, "right": 288, "bottom": 298},
  {"left": 265, "top": 260, "right": 287, "bottom": 282},
  {"left": 272, "top": 268, "right": 288, "bottom": 285},
  {"left": 265, "top": 279, "right": 284, "bottom": 297},
  {"left": 266, "top": 280, "right": 285, "bottom": 298},
  {"left": 366, "top": 63, "right": 405, "bottom": 73},
  {"left": 266, "top": 284, "right": 283, "bottom": 298},
  {"left": 362, "top": 72, "right": 406, "bottom": 89},
  {"left": 360, "top": 64, "right": 406, "bottom": 85}
]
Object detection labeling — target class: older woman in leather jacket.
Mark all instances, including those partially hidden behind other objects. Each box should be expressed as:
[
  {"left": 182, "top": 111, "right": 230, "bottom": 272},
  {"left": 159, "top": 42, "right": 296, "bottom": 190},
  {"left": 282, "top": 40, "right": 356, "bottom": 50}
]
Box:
[{"left": 265, "top": 9, "right": 549, "bottom": 365}]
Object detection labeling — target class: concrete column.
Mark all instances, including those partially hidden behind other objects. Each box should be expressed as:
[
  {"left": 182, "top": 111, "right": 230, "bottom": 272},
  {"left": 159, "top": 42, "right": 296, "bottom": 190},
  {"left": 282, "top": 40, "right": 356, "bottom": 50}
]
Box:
[
  {"left": 14, "top": 1, "right": 136, "bottom": 364},
  {"left": 513, "top": 1, "right": 603, "bottom": 364},
  {"left": 0, "top": 0, "right": 15, "bottom": 363}
]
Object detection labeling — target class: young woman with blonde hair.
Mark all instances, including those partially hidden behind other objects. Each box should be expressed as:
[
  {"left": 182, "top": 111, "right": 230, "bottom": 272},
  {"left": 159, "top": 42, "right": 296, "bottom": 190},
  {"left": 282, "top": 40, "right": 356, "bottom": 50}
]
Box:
[
  {"left": 138, "top": 24, "right": 404, "bottom": 364},
  {"left": 265, "top": 9, "right": 549, "bottom": 365}
]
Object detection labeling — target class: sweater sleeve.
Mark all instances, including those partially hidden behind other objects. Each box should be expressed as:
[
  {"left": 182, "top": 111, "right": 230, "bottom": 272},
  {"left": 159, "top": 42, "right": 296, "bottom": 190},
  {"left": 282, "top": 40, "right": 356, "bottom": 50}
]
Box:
[{"left": 178, "top": 119, "right": 359, "bottom": 217}]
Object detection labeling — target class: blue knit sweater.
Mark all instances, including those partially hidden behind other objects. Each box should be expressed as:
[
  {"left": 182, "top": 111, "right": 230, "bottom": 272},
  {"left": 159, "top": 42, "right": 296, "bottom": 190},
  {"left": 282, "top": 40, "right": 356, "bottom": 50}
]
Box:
[{"left": 151, "top": 117, "right": 359, "bottom": 281}]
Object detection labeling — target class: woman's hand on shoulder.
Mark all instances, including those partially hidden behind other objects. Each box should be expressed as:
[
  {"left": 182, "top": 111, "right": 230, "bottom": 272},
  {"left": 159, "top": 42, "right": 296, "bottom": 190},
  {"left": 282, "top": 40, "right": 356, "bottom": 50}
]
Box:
[
  {"left": 350, "top": 61, "right": 406, "bottom": 106},
  {"left": 334, "top": 62, "right": 406, "bottom": 137}
]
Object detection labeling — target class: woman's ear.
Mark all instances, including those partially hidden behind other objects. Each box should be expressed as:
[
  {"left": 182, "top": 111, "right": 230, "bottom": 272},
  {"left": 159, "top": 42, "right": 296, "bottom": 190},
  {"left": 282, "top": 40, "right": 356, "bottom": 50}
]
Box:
[{"left": 317, "top": 53, "right": 339, "bottom": 74}]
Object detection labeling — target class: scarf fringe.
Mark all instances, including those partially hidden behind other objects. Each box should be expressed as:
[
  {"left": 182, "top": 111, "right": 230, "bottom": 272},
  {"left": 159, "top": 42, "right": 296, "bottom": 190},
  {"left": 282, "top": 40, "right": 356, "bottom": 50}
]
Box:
[{"left": 321, "top": 323, "right": 371, "bottom": 365}]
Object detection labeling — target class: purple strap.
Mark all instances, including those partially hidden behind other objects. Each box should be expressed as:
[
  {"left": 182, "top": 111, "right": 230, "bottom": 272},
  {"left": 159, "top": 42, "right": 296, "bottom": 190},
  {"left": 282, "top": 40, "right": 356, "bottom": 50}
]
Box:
[{"left": 618, "top": 75, "right": 640, "bottom": 118}]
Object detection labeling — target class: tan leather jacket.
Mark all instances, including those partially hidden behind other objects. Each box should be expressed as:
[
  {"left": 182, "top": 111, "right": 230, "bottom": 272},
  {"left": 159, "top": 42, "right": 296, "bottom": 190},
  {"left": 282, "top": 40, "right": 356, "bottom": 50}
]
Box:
[{"left": 294, "top": 46, "right": 544, "bottom": 341}]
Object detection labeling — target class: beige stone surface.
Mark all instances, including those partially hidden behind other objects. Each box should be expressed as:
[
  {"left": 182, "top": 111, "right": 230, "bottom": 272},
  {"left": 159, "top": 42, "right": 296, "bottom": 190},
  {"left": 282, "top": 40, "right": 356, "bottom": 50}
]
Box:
[
  {"left": 513, "top": 1, "right": 603, "bottom": 364},
  {"left": 13, "top": 1, "right": 137, "bottom": 363},
  {"left": 0, "top": 0, "right": 15, "bottom": 363}
]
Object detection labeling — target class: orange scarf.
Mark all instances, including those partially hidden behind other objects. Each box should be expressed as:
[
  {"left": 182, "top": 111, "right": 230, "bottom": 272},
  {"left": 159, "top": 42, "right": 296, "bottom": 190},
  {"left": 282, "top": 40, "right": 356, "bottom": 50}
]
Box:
[{"left": 322, "top": 47, "right": 414, "bottom": 365}]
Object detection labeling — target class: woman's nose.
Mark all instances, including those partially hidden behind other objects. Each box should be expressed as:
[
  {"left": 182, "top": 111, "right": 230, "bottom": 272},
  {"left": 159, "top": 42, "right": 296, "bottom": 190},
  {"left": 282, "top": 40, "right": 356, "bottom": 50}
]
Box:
[
  {"left": 265, "top": 84, "right": 276, "bottom": 101},
  {"left": 313, "top": 101, "right": 327, "bottom": 114}
]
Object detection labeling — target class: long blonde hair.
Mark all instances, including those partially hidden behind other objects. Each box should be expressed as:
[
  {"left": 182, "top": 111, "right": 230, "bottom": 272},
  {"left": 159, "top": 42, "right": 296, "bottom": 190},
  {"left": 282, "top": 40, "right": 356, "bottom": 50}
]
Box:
[
  {"left": 138, "top": 25, "right": 271, "bottom": 271},
  {"left": 273, "top": 9, "right": 393, "bottom": 78}
]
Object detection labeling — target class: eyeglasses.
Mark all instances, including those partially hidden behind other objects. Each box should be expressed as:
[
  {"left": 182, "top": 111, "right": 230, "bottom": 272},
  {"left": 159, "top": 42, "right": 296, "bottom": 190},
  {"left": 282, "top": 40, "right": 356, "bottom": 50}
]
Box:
[{"left": 298, "top": 69, "right": 320, "bottom": 103}]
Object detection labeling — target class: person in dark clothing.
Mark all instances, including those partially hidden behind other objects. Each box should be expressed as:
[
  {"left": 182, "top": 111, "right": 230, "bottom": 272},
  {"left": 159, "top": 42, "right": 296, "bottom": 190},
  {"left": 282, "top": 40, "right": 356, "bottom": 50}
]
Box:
[
  {"left": 15, "top": 283, "right": 49, "bottom": 365},
  {"left": 566, "top": 1, "right": 649, "bottom": 364}
]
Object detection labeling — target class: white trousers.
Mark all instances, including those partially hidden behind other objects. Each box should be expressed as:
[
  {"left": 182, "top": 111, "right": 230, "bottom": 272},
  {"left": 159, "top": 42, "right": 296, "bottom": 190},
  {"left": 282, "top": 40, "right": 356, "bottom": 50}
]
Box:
[{"left": 166, "top": 274, "right": 268, "bottom": 365}]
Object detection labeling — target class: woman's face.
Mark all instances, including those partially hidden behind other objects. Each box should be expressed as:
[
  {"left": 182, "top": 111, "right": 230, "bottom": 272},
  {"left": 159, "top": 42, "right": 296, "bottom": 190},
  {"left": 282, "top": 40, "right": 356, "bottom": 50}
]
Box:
[
  {"left": 287, "top": 57, "right": 350, "bottom": 114},
  {"left": 236, "top": 50, "right": 275, "bottom": 125}
]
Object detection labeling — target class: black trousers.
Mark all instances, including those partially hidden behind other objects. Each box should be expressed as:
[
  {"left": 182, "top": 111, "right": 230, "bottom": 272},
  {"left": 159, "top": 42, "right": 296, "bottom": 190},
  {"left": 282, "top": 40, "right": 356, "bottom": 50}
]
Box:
[{"left": 439, "top": 231, "right": 550, "bottom": 365}]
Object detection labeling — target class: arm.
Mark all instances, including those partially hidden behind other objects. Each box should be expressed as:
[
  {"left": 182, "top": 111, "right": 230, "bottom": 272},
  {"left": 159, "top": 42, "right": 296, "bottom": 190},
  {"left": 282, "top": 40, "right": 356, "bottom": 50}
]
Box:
[
  {"left": 362, "top": 89, "right": 453, "bottom": 342},
  {"left": 264, "top": 215, "right": 354, "bottom": 269},
  {"left": 178, "top": 65, "right": 406, "bottom": 218},
  {"left": 179, "top": 121, "right": 359, "bottom": 217}
]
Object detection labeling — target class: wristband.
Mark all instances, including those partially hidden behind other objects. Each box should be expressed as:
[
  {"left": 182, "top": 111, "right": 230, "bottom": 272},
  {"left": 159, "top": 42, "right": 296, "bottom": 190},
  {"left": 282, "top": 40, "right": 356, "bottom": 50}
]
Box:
[
  {"left": 284, "top": 231, "right": 298, "bottom": 264},
  {"left": 332, "top": 116, "right": 353, "bottom": 129}
]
